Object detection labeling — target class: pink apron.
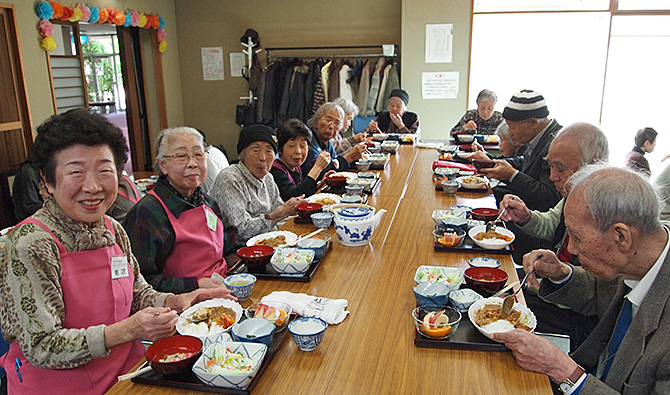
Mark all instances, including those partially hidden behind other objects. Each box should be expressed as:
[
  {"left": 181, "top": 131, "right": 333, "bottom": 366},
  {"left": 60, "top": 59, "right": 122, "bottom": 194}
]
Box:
[
  {"left": 117, "top": 174, "right": 140, "bottom": 204},
  {"left": 148, "top": 190, "right": 227, "bottom": 279},
  {"left": 3, "top": 217, "right": 144, "bottom": 394}
]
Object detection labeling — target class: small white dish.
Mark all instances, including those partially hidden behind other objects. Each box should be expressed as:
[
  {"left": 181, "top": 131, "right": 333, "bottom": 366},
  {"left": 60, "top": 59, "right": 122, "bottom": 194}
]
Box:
[{"left": 468, "top": 257, "right": 502, "bottom": 268}]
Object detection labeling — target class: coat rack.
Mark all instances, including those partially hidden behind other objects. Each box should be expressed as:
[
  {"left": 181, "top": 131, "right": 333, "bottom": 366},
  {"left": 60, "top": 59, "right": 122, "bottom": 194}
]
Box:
[
  {"left": 264, "top": 44, "right": 397, "bottom": 63},
  {"left": 240, "top": 37, "right": 263, "bottom": 104}
]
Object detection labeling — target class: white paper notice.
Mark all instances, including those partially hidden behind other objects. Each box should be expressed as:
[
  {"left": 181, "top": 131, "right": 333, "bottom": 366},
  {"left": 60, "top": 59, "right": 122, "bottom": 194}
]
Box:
[
  {"left": 382, "top": 44, "right": 395, "bottom": 57},
  {"left": 425, "top": 24, "right": 453, "bottom": 63},
  {"left": 202, "top": 47, "right": 224, "bottom": 81},
  {"left": 422, "top": 72, "right": 459, "bottom": 99},
  {"left": 229, "top": 52, "right": 245, "bottom": 77}
]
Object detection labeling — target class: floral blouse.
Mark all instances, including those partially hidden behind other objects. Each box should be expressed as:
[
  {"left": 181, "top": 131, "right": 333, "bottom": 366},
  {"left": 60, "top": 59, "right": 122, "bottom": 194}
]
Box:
[{"left": 0, "top": 197, "right": 167, "bottom": 369}]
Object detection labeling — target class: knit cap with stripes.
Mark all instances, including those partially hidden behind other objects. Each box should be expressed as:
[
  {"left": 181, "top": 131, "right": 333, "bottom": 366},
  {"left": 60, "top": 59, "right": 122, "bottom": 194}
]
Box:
[{"left": 502, "top": 89, "right": 549, "bottom": 121}]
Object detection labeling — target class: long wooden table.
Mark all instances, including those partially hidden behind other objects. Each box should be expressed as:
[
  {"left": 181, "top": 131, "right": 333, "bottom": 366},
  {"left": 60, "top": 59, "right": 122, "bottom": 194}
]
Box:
[{"left": 108, "top": 144, "right": 551, "bottom": 394}]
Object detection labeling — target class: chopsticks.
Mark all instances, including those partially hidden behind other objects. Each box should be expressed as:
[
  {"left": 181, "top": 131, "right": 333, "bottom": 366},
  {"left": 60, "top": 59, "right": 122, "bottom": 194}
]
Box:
[
  {"left": 117, "top": 361, "right": 151, "bottom": 381},
  {"left": 492, "top": 281, "right": 519, "bottom": 298},
  {"left": 299, "top": 228, "right": 325, "bottom": 241}
]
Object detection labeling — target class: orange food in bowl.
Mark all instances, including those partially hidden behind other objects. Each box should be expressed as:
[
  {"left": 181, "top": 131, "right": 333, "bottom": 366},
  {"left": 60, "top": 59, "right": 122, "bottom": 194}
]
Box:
[
  {"left": 437, "top": 233, "right": 460, "bottom": 247},
  {"left": 420, "top": 324, "right": 452, "bottom": 338}
]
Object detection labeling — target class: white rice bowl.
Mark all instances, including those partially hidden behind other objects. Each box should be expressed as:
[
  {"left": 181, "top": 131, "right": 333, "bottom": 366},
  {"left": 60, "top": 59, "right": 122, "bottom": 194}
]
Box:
[
  {"left": 468, "top": 297, "right": 536, "bottom": 343},
  {"left": 467, "top": 225, "right": 515, "bottom": 250}
]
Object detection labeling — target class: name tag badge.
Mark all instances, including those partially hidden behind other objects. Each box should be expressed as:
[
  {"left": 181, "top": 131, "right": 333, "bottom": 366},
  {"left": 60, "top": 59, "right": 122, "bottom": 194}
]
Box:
[
  {"left": 111, "top": 255, "right": 130, "bottom": 279},
  {"left": 206, "top": 209, "right": 218, "bottom": 232}
]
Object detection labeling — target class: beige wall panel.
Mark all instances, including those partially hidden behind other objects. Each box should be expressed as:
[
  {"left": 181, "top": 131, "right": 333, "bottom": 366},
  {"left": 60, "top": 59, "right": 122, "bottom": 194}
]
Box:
[
  {"left": 401, "top": 0, "right": 471, "bottom": 141},
  {"left": 174, "top": 0, "right": 401, "bottom": 159}
]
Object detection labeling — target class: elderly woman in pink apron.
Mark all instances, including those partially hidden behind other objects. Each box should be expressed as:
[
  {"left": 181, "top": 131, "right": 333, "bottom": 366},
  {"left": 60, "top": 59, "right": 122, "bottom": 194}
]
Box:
[
  {"left": 123, "top": 127, "right": 239, "bottom": 293},
  {"left": 0, "top": 109, "right": 235, "bottom": 394}
]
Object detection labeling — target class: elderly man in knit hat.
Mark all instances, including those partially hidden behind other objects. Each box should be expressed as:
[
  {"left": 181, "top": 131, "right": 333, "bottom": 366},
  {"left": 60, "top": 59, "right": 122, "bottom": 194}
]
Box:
[
  {"left": 365, "top": 88, "right": 420, "bottom": 134},
  {"left": 209, "top": 124, "right": 304, "bottom": 242},
  {"left": 480, "top": 89, "right": 563, "bottom": 212}
]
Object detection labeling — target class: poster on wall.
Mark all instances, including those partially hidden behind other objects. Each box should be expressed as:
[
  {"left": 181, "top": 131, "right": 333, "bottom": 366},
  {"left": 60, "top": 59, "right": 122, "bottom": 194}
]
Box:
[
  {"left": 202, "top": 47, "right": 224, "bottom": 81},
  {"left": 229, "top": 53, "right": 245, "bottom": 77},
  {"left": 425, "top": 24, "right": 453, "bottom": 63},
  {"left": 422, "top": 72, "right": 459, "bottom": 99}
]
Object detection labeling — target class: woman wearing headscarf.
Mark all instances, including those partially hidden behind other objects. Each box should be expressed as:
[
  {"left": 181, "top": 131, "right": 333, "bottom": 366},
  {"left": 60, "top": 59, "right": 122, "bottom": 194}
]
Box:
[{"left": 365, "top": 89, "right": 420, "bottom": 134}]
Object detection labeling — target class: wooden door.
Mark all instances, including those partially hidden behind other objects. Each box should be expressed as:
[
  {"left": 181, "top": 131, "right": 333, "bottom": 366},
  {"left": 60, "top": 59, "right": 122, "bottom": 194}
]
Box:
[{"left": 0, "top": 4, "right": 33, "bottom": 228}]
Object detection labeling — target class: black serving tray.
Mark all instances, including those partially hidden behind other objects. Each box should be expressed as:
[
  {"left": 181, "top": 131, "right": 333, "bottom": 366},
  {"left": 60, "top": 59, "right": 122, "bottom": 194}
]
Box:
[
  {"left": 132, "top": 315, "right": 296, "bottom": 394},
  {"left": 322, "top": 176, "right": 380, "bottom": 195},
  {"left": 433, "top": 226, "right": 512, "bottom": 253},
  {"left": 413, "top": 312, "right": 508, "bottom": 351},
  {"left": 227, "top": 241, "right": 333, "bottom": 282}
]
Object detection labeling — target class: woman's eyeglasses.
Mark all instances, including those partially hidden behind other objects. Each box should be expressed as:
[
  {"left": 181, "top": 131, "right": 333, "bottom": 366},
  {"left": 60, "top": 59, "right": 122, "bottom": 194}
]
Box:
[{"left": 164, "top": 150, "right": 208, "bottom": 164}]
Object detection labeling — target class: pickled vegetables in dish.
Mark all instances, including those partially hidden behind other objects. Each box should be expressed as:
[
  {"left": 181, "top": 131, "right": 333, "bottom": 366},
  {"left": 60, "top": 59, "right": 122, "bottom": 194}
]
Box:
[
  {"left": 416, "top": 267, "right": 462, "bottom": 286},
  {"left": 205, "top": 344, "right": 257, "bottom": 374}
]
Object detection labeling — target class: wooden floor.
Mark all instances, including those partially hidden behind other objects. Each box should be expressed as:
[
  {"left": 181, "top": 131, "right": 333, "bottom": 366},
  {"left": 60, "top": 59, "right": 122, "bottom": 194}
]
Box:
[{"left": 108, "top": 144, "right": 551, "bottom": 394}]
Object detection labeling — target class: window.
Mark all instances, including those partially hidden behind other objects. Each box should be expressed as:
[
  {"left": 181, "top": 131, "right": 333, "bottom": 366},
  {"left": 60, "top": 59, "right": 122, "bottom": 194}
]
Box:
[{"left": 470, "top": 2, "right": 670, "bottom": 173}]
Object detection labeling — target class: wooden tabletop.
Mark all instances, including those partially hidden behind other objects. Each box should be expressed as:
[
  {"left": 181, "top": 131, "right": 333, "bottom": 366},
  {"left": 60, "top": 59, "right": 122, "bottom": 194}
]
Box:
[{"left": 108, "top": 144, "right": 551, "bottom": 394}]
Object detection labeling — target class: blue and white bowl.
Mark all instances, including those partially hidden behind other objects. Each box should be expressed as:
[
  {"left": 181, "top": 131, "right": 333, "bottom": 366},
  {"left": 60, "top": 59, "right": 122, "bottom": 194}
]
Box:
[
  {"left": 192, "top": 342, "right": 267, "bottom": 389},
  {"left": 271, "top": 248, "right": 314, "bottom": 275},
  {"left": 231, "top": 317, "right": 275, "bottom": 347},
  {"left": 468, "top": 257, "right": 502, "bottom": 268},
  {"left": 288, "top": 317, "right": 327, "bottom": 351},
  {"left": 296, "top": 235, "right": 330, "bottom": 261},
  {"left": 311, "top": 211, "right": 334, "bottom": 229},
  {"left": 223, "top": 274, "right": 256, "bottom": 301},
  {"left": 449, "top": 288, "right": 483, "bottom": 312},
  {"left": 413, "top": 282, "right": 450, "bottom": 308}
]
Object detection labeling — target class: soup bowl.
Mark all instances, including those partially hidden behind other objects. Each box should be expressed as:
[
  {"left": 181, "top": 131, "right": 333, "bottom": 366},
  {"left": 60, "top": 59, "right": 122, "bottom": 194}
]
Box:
[{"left": 464, "top": 267, "right": 508, "bottom": 297}]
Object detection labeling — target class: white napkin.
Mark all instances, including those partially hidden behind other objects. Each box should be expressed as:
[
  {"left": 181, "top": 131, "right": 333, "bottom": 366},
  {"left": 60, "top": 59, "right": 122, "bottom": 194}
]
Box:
[{"left": 260, "top": 291, "right": 349, "bottom": 325}]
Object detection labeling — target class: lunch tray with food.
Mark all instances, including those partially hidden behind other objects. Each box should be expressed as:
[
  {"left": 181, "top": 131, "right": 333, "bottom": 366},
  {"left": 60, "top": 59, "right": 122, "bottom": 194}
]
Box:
[
  {"left": 413, "top": 313, "right": 508, "bottom": 351},
  {"left": 132, "top": 314, "right": 296, "bottom": 394},
  {"left": 227, "top": 241, "right": 333, "bottom": 282},
  {"left": 433, "top": 227, "right": 512, "bottom": 253},
  {"left": 322, "top": 176, "right": 380, "bottom": 195},
  {"left": 432, "top": 177, "right": 489, "bottom": 192}
]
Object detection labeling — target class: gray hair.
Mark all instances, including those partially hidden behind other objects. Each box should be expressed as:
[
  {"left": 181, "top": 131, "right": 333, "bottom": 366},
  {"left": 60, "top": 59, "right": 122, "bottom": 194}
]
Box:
[
  {"left": 333, "top": 98, "right": 359, "bottom": 117},
  {"left": 567, "top": 164, "right": 661, "bottom": 236},
  {"left": 554, "top": 122, "right": 609, "bottom": 165},
  {"left": 476, "top": 89, "right": 497, "bottom": 105},
  {"left": 154, "top": 126, "right": 205, "bottom": 175},
  {"left": 495, "top": 122, "right": 512, "bottom": 144},
  {"left": 308, "top": 102, "right": 345, "bottom": 129}
]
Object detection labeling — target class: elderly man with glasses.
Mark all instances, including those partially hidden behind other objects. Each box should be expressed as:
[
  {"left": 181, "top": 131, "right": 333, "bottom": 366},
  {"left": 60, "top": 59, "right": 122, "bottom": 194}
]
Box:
[{"left": 124, "top": 127, "right": 239, "bottom": 293}]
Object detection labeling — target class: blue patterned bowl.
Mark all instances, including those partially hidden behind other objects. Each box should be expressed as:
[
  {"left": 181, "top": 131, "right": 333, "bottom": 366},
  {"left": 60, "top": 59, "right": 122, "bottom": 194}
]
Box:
[
  {"left": 288, "top": 317, "right": 327, "bottom": 351},
  {"left": 223, "top": 274, "right": 256, "bottom": 301},
  {"left": 231, "top": 317, "right": 274, "bottom": 347},
  {"left": 271, "top": 248, "right": 314, "bottom": 275},
  {"left": 310, "top": 212, "right": 334, "bottom": 229},
  {"left": 192, "top": 342, "right": 267, "bottom": 389},
  {"left": 413, "top": 282, "right": 450, "bottom": 308}
]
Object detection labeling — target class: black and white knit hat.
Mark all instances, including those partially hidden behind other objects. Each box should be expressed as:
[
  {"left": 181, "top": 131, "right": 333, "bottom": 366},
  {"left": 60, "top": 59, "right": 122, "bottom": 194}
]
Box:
[{"left": 502, "top": 90, "right": 549, "bottom": 122}]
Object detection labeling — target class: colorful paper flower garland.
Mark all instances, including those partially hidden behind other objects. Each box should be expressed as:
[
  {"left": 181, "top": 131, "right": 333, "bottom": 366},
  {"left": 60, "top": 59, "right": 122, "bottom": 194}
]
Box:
[{"left": 35, "top": 2, "right": 167, "bottom": 53}]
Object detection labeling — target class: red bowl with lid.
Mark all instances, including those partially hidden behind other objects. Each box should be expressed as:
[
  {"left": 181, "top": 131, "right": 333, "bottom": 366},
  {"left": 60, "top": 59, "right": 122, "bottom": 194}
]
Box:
[
  {"left": 296, "top": 202, "right": 323, "bottom": 219},
  {"left": 325, "top": 175, "right": 347, "bottom": 189},
  {"left": 464, "top": 267, "right": 508, "bottom": 297},
  {"left": 237, "top": 245, "right": 274, "bottom": 270},
  {"left": 471, "top": 207, "right": 499, "bottom": 222},
  {"left": 146, "top": 335, "right": 202, "bottom": 376}
]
